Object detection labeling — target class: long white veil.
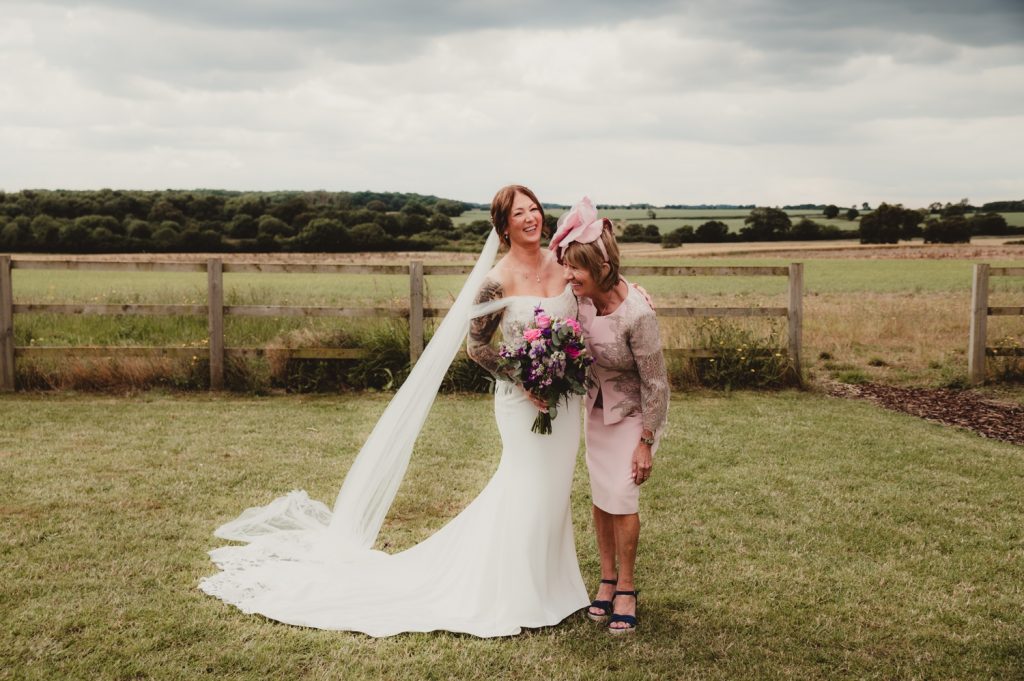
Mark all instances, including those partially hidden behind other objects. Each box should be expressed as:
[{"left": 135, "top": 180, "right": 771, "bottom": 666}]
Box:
[{"left": 207, "top": 229, "right": 501, "bottom": 559}]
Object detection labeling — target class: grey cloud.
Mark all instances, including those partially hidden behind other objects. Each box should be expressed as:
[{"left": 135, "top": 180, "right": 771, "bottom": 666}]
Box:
[
  {"left": 23, "top": 9, "right": 311, "bottom": 95},
  {"left": 17, "top": 0, "right": 1024, "bottom": 95},
  {"left": 647, "top": 0, "right": 1023, "bottom": 93},
  {"left": 634, "top": 2, "right": 1023, "bottom": 96},
  {"left": 26, "top": 0, "right": 683, "bottom": 40},
  {"left": 705, "top": 0, "right": 1024, "bottom": 49},
  {"left": 4, "top": 0, "right": 1022, "bottom": 204},
  {"left": 30, "top": 0, "right": 1024, "bottom": 44}
]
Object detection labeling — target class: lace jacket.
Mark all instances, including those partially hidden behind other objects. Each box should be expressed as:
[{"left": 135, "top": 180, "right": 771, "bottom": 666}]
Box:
[{"left": 577, "top": 286, "right": 670, "bottom": 438}]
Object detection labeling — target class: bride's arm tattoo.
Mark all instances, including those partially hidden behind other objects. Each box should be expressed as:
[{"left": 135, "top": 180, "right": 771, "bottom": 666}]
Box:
[{"left": 467, "top": 278, "right": 508, "bottom": 377}]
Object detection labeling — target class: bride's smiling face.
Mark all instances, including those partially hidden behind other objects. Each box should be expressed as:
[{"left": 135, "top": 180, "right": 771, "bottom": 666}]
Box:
[{"left": 505, "top": 192, "right": 543, "bottom": 248}]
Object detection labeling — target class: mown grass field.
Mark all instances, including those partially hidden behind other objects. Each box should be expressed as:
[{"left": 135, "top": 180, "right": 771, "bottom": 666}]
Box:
[
  {"left": 2, "top": 391, "right": 1022, "bottom": 680},
  {"left": 9, "top": 244, "right": 1024, "bottom": 388}
]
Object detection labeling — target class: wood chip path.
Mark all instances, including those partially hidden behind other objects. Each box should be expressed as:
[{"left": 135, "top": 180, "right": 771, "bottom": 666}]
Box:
[{"left": 822, "top": 381, "right": 1024, "bottom": 447}]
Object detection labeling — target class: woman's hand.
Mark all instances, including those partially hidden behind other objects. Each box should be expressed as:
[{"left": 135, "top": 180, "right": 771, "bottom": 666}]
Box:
[
  {"left": 523, "top": 387, "right": 548, "bottom": 412},
  {"left": 622, "top": 278, "right": 655, "bottom": 307},
  {"left": 629, "top": 281, "right": 654, "bottom": 309},
  {"left": 632, "top": 441, "right": 653, "bottom": 485}
]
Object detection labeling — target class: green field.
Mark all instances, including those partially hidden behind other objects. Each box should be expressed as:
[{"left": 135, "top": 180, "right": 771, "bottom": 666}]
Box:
[
  {"left": 10, "top": 257, "right": 1024, "bottom": 307},
  {"left": 2, "top": 390, "right": 1022, "bottom": 680},
  {"left": 455, "top": 208, "right": 1024, "bottom": 234},
  {"left": 454, "top": 208, "right": 859, "bottom": 234}
]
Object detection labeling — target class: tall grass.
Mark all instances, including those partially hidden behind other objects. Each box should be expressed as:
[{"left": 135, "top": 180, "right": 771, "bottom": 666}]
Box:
[
  {"left": 686, "top": 317, "right": 797, "bottom": 389},
  {"left": 989, "top": 335, "right": 1024, "bottom": 383},
  {"left": 7, "top": 256, "right": 1023, "bottom": 391}
]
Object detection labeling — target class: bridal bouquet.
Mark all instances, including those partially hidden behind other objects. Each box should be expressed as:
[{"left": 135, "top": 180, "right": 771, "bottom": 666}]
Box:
[{"left": 498, "top": 306, "right": 593, "bottom": 435}]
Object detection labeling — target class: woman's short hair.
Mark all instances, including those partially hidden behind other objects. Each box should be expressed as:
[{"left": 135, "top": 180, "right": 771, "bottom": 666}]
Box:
[
  {"left": 561, "top": 219, "right": 620, "bottom": 292},
  {"left": 490, "top": 185, "right": 547, "bottom": 245}
]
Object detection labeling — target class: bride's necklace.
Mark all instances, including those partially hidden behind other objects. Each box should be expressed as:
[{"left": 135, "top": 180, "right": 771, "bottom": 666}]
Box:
[
  {"left": 508, "top": 255, "right": 544, "bottom": 284},
  {"left": 517, "top": 268, "right": 542, "bottom": 283}
]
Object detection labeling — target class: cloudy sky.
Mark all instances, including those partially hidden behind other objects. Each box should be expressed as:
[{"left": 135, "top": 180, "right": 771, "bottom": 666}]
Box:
[{"left": 2, "top": 0, "right": 1022, "bottom": 207}]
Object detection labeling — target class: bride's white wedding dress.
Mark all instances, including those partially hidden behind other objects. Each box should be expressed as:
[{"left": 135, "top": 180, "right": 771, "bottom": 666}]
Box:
[{"left": 200, "top": 233, "right": 588, "bottom": 637}]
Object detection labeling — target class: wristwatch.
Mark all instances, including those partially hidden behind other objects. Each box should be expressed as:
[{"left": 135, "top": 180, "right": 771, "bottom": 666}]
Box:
[{"left": 639, "top": 435, "right": 655, "bottom": 446}]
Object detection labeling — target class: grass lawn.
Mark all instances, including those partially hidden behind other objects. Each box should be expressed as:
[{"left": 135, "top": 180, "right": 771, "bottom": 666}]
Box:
[{"left": 2, "top": 390, "right": 1022, "bottom": 680}]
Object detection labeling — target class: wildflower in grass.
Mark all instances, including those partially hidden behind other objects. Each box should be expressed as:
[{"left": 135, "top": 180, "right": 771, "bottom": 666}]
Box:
[{"left": 691, "top": 317, "right": 795, "bottom": 390}]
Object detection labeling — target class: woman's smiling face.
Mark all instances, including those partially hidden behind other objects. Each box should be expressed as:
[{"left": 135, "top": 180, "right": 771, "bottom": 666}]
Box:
[
  {"left": 505, "top": 191, "right": 543, "bottom": 248},
  {"left": 563, "top": 257, "right": 600, "bottom": 299}
]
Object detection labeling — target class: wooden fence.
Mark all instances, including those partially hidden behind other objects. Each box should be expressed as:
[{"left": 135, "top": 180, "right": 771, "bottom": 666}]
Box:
[
  {"left": 968, "top": 263, "right": 1024, "bottom": 385},
  {"left": 0, "top": 255, "right": 803, "bottom": 391}
]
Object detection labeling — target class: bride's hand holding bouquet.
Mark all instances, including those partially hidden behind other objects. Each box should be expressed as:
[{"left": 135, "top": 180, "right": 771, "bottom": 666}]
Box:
[{"left": 498, "top": 305, "right": 593, "bottom": 434}]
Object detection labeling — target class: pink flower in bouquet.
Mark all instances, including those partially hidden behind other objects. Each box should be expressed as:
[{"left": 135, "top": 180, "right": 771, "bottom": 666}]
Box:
[{"left": 497, "top": 306, "right": 594, "bottom": 435}]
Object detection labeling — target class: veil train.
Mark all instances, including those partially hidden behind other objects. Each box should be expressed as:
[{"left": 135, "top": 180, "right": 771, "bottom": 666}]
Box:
[
  {"left": 204, "top": 230, "right": 499, "bottom": 565},
  {"left": 200, "top": 228, "right": 590, "bottom": 636}
]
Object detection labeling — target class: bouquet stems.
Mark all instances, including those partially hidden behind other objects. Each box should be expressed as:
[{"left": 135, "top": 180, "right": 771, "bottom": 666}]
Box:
[{"left": 531, "top": 411, "right": 553, "bottom": 435}]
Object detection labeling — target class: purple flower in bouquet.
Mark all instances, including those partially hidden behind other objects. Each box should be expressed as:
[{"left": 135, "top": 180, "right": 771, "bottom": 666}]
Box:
[{"left": 497, "top": 305, "right": 594, "bottom": 434}]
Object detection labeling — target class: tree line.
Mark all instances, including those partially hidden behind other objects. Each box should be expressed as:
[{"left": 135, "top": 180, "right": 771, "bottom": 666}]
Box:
[
  {"left": 645, "top": 201, "right": 1022, "bottom": 248},
  {"left": 0, "top": 189, "right": 1020, "bottom": 253},
  {"left": 0, "top": 189, "right": 484, "bottom": 253}
]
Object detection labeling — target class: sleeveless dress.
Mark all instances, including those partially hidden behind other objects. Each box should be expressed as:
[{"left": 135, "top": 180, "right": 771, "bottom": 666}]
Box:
[{"left": 199, "top": 286, "right": 588, "bottom": 637}]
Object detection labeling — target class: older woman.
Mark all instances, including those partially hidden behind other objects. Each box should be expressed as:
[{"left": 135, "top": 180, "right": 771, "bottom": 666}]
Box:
[{"left": 550, "top": 197, "right": 670, "bottom": 634}]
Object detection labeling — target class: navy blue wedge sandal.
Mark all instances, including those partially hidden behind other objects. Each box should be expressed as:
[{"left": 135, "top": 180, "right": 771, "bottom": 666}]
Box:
[
  {"left": 608, "top": 590, "right": 638, "bottom": 634},
  {"left": 586, "top": 578, "right": 618, "bottom": 622}
]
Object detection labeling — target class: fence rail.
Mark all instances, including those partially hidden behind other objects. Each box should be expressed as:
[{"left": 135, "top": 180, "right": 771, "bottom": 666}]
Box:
[
  {"left": 0, "top": 255, "right": 804, "bottom": 392},
  {"left": 968, "top": 263, "right": 1024, "bottom": 384},
  {"left": 14, "top": 346, "right": 369, "bottom": 360}
]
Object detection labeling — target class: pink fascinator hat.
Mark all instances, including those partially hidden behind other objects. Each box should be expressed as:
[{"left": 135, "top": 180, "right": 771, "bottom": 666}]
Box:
[{"left": 549, "top": 196, "right": 609, "bottom": 261}]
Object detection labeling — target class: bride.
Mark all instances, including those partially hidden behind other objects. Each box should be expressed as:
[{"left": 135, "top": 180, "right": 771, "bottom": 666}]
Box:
[{"left": 199, "top": 184, "right": 589, "bottom": 637}]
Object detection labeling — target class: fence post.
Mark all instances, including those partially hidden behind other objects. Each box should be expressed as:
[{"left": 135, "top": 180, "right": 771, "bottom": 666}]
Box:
[
  {"left": 207, "top": 258, "right": 225, "bottom": 390},
  {"left": 0, "top": 256, "right": 14, "bottom": 391},
  {"left": 409, "top": 261, "right": 424, "bottom": 364},
  {"left": 787, "top": 262, "right": 804, "bottom": 383},
  {"left": 968, "top": 263, "right": 990, "bottom": 385}
]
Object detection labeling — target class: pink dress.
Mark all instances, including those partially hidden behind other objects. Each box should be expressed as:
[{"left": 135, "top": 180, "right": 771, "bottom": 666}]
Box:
[{"left": 578, "top": 286, "right": 670, "bottom": 514}]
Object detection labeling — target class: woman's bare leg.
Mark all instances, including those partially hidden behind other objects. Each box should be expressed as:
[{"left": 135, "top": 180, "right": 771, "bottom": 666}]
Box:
[
  {"left": 610, "top": 512, "right": 640, "bottom": 628},
  {"left": 589, "top": 505, "right": 618, "bottom": 616}
]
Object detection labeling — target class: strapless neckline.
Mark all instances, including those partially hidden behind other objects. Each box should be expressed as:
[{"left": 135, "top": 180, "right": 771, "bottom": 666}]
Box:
[{"left": 502, "top": 284, "right": 573, "bottom": 302}]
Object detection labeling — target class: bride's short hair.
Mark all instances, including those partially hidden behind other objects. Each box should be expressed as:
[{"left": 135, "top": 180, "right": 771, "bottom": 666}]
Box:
[
  {"left": 562, "top": 220, "right": 620, "bottom": 292},
  {"left": 490, "top": 185, "right": 547, "bottom": 245}
]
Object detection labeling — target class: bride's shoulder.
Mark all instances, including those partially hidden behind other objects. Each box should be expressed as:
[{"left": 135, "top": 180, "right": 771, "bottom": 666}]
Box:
[
  {"left": 474, "top": 266, "right": 507, "bottom": 304},
  {"left": 540, "top": 250, "right": 561, "bottom": 270}
]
